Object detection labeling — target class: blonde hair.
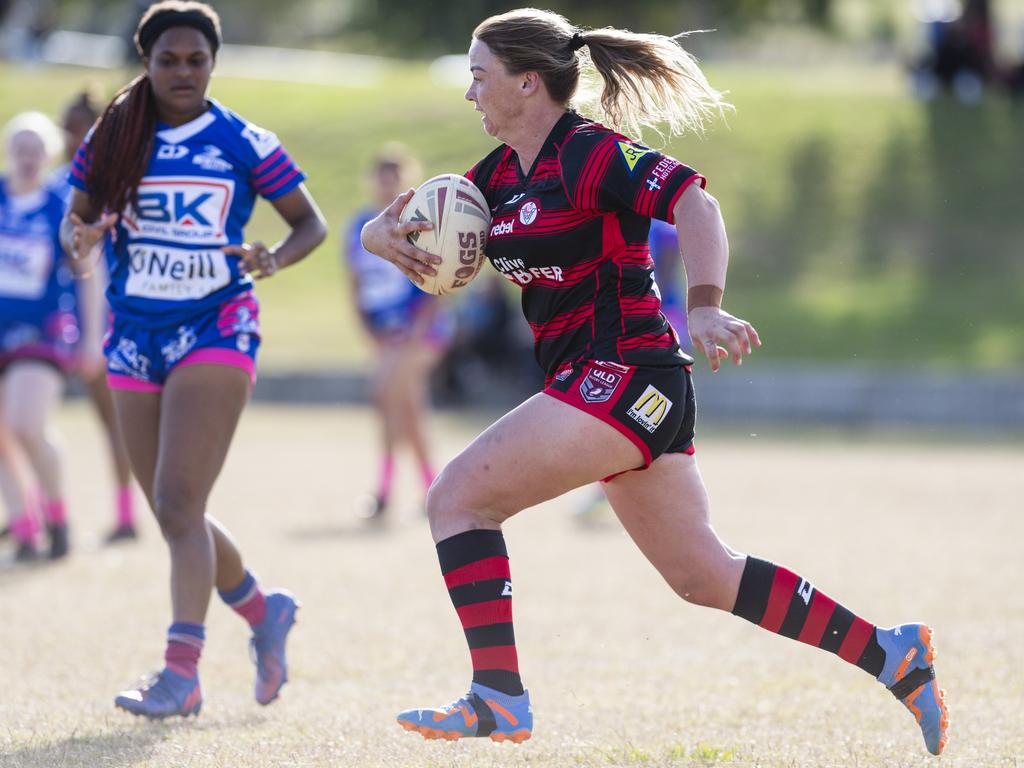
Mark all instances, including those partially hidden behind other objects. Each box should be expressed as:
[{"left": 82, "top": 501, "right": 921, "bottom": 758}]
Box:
[
  {"left": 473, "top": 8, "right": 731, "bottom": 140},
  {"left": 3, "top": 111, "right": 64, "bottom": 159}
]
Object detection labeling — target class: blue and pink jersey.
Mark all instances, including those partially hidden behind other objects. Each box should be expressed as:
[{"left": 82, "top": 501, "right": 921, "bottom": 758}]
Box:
[
  {"left": 68, "top": 98, "right": 305, "bottom": 326},
  {"left": 0, "top": 179, "right": 79, "bottom": 367}
]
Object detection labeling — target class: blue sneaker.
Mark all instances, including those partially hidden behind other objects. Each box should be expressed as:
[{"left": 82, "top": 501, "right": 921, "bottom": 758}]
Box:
[
  {"left": 114, "top": 668, "right": 202, "bottom": 719},
  {"left": 876, "top": 623, "right": 949, "bottom": 755},
  {"left": 397, "top": 682, "right": 532, "bottom": 743},
  {"left": 250, "top": 589, "right": 299, "bottom": 705}
]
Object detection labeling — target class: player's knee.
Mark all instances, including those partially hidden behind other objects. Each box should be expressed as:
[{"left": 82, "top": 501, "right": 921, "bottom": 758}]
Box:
[
  {"left": 425, "top": 467, "right": 459, "bottom": 526},
  {"left": 9, "top": 420, "right": 46, "bottom": 453},
  {"left": 152, "top": 487, "right": 203, "bottom": 540}
]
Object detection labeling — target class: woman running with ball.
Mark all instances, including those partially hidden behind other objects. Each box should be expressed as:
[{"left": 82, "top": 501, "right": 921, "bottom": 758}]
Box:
[
  {"left": 63, "top": 0, "right": 326, "bottom": 718},
  {"left": 361, "top": 8, "right": 948, "bottom": 755}
]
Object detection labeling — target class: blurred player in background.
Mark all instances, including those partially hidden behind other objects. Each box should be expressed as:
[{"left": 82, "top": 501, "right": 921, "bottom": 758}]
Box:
[
  {"left": 343, "top": 145, "right": 451, "bottom": 520},
  {"left": 63, "top": 1, "right": 325, "bottom": 719},
  {"left": 0, "top": 111, "right": 84, "bottom": 561},
  {"left": 49, "top": 89, "right": 139, "bottom": 543},
  {"left": 362, "top": 8, "right": 948, "bottom": 755}
]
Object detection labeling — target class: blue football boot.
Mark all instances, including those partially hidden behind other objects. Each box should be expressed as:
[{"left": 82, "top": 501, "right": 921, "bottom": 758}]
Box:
[
  {"left": 250, "top": 589, "right": 299, "bottom": 705},
  {"left": 115, "top": 668, "right": 202, "bottom": 719},
  {"left": 876, "top": 623, "right": 949, "bottom": 755},
  {"left": 397, "top": 682, "right": 532, "bottom": 743}
]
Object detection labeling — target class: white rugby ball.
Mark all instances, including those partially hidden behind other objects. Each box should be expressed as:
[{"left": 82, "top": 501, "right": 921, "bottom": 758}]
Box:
[{"left": 400, "top": 173, "right": 491, "bottom": 295}]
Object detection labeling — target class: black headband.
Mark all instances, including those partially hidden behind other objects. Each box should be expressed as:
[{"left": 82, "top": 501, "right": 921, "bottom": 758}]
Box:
[
  {"left": 136, "top": 10, "right": 221, "bottom": 57},
  {"left": 569, "top": 32, "right": 587, "bottom": 51}
]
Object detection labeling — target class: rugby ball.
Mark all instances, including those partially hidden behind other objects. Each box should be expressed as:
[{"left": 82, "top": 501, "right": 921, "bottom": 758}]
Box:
[{"left": 400, "top": 174, "right": 491, "bottom": 295}]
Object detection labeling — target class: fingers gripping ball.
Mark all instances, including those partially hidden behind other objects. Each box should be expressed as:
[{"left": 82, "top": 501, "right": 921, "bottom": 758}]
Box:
[{"left": 400, "top": 174, "right": 491, "bottom": 295}]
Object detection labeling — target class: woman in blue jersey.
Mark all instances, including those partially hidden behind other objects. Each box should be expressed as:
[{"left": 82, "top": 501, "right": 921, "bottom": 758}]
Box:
[
  {"left": 62, "top": 1, "right": 327, "bottom": 719},
  {"left": 0, "top": 111, "right": 79, "bottom": 562},
  {"left": 344, "top": 145, "right": 450, "bottom": 520},
  {"left": 361, "top": 8, "right": 947, "bottom": 756}
]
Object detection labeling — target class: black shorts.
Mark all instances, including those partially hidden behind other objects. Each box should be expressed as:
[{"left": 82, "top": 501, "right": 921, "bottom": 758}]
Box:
[{"left": 544, "top": 359, "right": 696, "bottom": 477}]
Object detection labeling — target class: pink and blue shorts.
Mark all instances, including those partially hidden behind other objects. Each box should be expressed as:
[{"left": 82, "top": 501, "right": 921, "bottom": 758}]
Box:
[
  {"left": 0, "top": 312, "right": 80, "bottom": 374},
  {"left": 105, "top": 291, "right": 261, "bottom": 392}
]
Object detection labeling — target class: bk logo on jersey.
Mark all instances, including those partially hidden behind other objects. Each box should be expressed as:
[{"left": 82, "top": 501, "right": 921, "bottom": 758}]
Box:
[
  {"left": 627, "top": 385, "right": 673, "bottom": 433},
  {"left": 123, "top": 177, "right": 234, "bottom": 245}
]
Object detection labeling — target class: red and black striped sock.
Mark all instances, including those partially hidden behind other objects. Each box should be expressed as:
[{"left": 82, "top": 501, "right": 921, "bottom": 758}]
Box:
[
  {"left": 436, "top": 529, "right": 523, "bottom": 696},
  {"left": 731, "top": 556, "right": 885, "bottom": 677}
]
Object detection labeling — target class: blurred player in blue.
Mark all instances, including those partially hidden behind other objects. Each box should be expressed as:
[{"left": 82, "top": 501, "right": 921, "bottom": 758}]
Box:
[
  {"left": 0, "top": 111, "right": 82, "bottom": 561},
  {"left": 50, "top": 90, "right": 140, "bottom": 543},
  {"left": 62, "top": 1, "right": 326, "bottom": 719},
  {"left": 344, "top": 145, "right": 451, "bottom": 520}
]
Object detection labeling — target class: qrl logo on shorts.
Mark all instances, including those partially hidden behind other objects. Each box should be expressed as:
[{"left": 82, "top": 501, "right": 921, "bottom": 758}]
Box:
[
  {"left": 627, "top": 385, "right": 673, "bottom": 433},
  {"left": 579, "top": 366, "right": 622, "bottom": 404}
]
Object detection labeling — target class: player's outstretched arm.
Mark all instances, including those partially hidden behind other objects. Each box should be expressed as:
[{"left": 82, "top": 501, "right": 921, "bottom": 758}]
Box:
[
  {"left": 673, "top": 183, "right": 761, "bottom": 372},
  {"left": 360, "top": 189, "right": 440, "bottom": 285}
]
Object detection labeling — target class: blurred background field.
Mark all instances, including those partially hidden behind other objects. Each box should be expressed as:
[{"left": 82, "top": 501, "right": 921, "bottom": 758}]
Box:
[{"left": 3, "top": 0, "right": 1023, "bottom": 373}]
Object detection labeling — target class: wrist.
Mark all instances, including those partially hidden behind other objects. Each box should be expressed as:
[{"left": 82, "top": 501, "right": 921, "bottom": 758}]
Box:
[{"left": 687, "top": 284, "right": 723, "bottom": 312}]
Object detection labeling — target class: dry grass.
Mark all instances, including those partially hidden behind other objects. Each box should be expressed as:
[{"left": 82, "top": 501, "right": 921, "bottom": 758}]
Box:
[{"left": 1, "top": 403, "right": 1021, "bottom": 767}]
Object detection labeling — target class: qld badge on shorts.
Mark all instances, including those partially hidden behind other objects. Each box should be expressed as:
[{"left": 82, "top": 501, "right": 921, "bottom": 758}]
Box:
[
  {"left": 627, "top": 385, "right": 673, "bottom": 432},
  {"left": 579, "top": 365, "right": 623, "bottom": 404}
]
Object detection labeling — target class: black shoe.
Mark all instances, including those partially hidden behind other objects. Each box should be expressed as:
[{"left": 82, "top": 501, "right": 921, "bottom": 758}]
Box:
[
  {"left": 47, "top": 523, "right": 69, "bottom": 559},
  {"left": 15, "top": 540, "right": 41, "bottom": 562},
  {"left": 105, "top": 524, "right": 138, "bottom": 544}
]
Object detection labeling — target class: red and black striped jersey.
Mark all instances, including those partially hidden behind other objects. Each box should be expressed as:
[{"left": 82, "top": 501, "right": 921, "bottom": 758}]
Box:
[{"left": 467, "top": 111, "right": 703, "bottom": 380}]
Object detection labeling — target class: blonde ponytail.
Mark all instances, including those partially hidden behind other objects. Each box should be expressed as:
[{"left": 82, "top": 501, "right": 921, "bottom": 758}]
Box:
[{"left": 473, "top": 8, "right": 731, "bottom": 141}]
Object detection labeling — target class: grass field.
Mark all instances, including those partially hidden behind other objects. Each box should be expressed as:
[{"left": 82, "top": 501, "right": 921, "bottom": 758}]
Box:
[
  {"left": 1, "top": 402, "right": 1021, "bottom": 767},
  {"left": 1, "top": 60, "right": 1022, "bottom": 372}
]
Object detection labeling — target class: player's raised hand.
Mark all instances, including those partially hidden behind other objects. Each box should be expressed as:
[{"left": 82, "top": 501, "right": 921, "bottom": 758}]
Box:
[
  {"left": 687, "top": 306, "right": 761, "bottom": 373},
  {"left": 359, "top": 188, "right": 439, "bottom": 285},
  {"left": 224, "top": 240, "right": 278, "bottom": 279},
  {"left": 67, "top": 212, "right": 117, "bottom": 277}
]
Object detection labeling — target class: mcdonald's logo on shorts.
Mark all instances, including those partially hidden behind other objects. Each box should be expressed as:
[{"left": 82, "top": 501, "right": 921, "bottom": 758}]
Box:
[{"left": 627, "top": 385, "right": 673, "bottom": 433}]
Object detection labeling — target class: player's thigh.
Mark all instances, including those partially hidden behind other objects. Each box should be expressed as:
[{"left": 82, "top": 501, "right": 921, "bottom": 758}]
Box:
[
  {"left": 604, "top": 452, "right": 744, "bottom": 605},
  {"left": 433, "top": 391, "right": 644, "bottom": 524},
  {"left": 153, "top": 364, "right": 250, "bottom": 511},
  {"left": 110, "top": 388, "right": 162, "bottom": 502},
  {"left": 2, "top": 361, "right": 64, "bottom": 435}
]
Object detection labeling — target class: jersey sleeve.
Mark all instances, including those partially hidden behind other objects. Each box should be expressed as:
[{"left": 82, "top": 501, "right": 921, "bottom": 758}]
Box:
[
  {"left": 239, "top": 121, "right": 307, "bottom": 200},
  {"left": 67, "top": 135, "right": 93, "bottom": 193},
  {"left": 558, "top": 125, "right": 705, "bottom": 224}
]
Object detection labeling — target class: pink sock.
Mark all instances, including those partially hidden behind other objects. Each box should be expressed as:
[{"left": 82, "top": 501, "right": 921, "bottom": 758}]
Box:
[
  {"left": 43, "top": 498, "right": 67, "bottom": 527},
  {"left": 218, "top": 570, "right": 267, "bottom": 627},
  {"left": 377, "top": 454, "right": 395, "bottom": 500},
  {"left": 165, "top": 624, "right": 204, "bottom": 678},
  {"left": 116, "top": 485, "right": 135, "bottom": 528},
  {"left": 10, "top": 510, "right": 40, "bottom": 544}
]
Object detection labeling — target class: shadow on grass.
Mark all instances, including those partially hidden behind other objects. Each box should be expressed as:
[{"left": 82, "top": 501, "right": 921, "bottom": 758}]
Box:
[{"left": 5, "top": 715, "right": 270, "bottom": 768}]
